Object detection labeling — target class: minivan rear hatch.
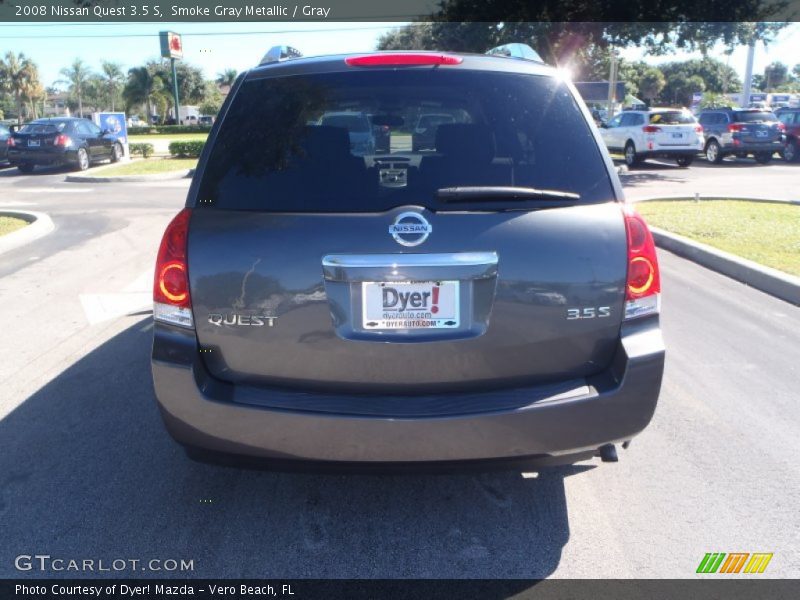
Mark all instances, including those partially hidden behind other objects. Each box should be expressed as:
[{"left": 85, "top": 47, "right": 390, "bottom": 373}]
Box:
[{"left": 188, "top": 62, "right": 627, "bottom": 394}]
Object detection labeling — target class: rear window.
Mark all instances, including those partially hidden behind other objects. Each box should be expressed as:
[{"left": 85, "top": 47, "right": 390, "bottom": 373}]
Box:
[
  {"left": 197, "top": 69, "right": 614, "bottom": 212},
  {"left": 20, "top": 122, "right": 68, "bottom": 134},
  {"left": 734, "top": 111, "right": 777, "bottom": 123},
  {"left": 319, "top": 113, "right": 370, "bottom": 132},
  {"left": 650, "top": 111, "right": 695, "bottom": 125}
]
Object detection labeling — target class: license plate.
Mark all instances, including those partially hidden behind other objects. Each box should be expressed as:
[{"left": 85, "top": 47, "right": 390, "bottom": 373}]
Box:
[
  {"left": 28, "top": 139, "right": 40, "bottom": 147},
  {"left": 756, "top": 130, "right": 768, "bottom": 138},
  {"left": 362, "top": 281, "right": 459, "bottom": 329},
  {"left": 672, "top": 133, "right": 683, "bottom": 139}
]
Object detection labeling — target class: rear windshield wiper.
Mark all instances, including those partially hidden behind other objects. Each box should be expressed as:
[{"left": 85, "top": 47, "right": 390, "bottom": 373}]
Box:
[{"left": 436, "top": 186, "right": 580, "bottom": 204}]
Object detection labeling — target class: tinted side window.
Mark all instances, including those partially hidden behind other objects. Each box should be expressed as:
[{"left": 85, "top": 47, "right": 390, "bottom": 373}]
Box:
[{"left": 197, "top": 70, "right": 614, "bottom": 211}]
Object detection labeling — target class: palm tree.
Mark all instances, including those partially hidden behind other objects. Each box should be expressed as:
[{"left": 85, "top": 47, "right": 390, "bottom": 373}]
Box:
[
  {"left": 215, "top": 68, "right": 237, "bottom": 89},
  {"left": 0, "top": 51, "right": 38, "bottom": 125},
  {"left": 59, "top": 58, "right": 92, "bottom": 118},
  {"left": 100, "top": 61, "right": 124, "bottom": 111},
  {"left": 123, "top": 65, "right": 164, "bottom": 124}
]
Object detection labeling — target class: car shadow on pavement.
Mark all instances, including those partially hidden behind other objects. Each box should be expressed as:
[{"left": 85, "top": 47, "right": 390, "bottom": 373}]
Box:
[
  {"left": 0, "top": 318, "right": 587, "bottom": 581},
  {"left": 0, "top": 163, "right": 75, "bottom": 178}
]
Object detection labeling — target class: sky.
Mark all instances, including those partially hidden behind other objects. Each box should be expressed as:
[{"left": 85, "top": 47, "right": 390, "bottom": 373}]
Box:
[{"left": 1, "top": 21, "right": 798, "bottom": 90}]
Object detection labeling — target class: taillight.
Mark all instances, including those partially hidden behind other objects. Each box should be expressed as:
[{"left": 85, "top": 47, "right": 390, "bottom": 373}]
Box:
[
  {"left": 642, "top": 125, "right": 661, "bottom": 133},
  {"left": 623, "top": 205, "right": 660, "bottom": 320},
  {"left": 6, "top": 137, "right": 15, "bottom": 147},
  {"left": 695, "top": 125, "right": 703, "bottom": 133},
  {"left": 345, "top": 53, "right": 463, "bottom": 67},
  {"left": 777, "top": 122, "right": 786, "bottom": 132},
  {"left": 153, "top": 208, "right": 193, "bottom": 328},
  {"left": 54, "top": 134, "right": 72, "bottom": 147},
  {"left": 728, "top": 123, "right": 743, "bottom": 133}
]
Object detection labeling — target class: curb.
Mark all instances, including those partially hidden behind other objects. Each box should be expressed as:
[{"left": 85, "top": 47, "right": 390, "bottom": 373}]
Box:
[
  {"left": 0, "top": 210, "right": 55, "bottom": 256},
  {"left": 632, "top": 194, "right": 800, "bottom": 206},
  {"left": 65, "top": 169, "right": 193, "bottom": 183},
  {"left": 651, "top": 226, "right": 800, "bottom": 306}
]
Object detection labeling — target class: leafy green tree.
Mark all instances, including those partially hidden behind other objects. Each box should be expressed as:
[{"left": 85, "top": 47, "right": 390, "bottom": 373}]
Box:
[
  {"left": 123, "top": 65, "right": 165, "bottom": 123},
  {"left": 658, "top": 58, "right": 741, "bottom": 104},
  {"left": 59, "top": 58, "right": 92, "bottom": 118},
  {"left": 0, "top": 51, "right": 39, "bottom": 124},
  {"left": 699, "top": 92, "right": 733, "bottom": 109},
  {"left": 199, "top": 81, "right": 224, "bottom": 116},
  {"left": 377, "top": 18, "right": 787, "bottom": 68},
  {"left": 763, "top": 62, "right": 789, "bottom": 91},
  {"left": 154, "top": 61, "right": 207, "bottom": 116},
  {"left": 665, "top": 74, "right": 705, "bottom": 106},
  {"left": 100, "top": 61, "right": 124, "bottom": 111},
  {"left": 637, "top": 67, "right": 666, "bottom": 105},
  {"left": 215, "top": 68, "right": 238, "bottom": 89}
]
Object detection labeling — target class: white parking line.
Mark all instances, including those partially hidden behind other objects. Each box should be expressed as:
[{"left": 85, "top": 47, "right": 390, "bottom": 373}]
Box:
[
  {"left": 17, "top": 187, "right": 93, "bottom": 193},
  {"left": 79, "top": 269, "right": 154, "bottom": 325}
]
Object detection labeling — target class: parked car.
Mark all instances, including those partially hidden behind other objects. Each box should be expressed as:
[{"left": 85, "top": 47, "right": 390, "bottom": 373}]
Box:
[
  {"left": 318, "top": 111, "right": 375, "bottom": 155},
  {"left": 776, "top": 107, "right": 800, "bottom": 162},
  {"left": 151, "top": 46, "right": 664, "bottom": 469},
  {"left": 697, "top": 107, "right": 785, "bottom": 164},
  {"left": 600, "top": 108, "right": 704, "bottom": 167},
  {"left": 198, "top": 115, "right": 214, "bottom": 126},
  {"left": 412, "top": 113, "right": 455, "bottom": 151},
  {"left": 0, "top": 124, "right": 10, "bottom": 164},
  {"left": 7, "top": 117, "right": 123, "bottom": 173}
]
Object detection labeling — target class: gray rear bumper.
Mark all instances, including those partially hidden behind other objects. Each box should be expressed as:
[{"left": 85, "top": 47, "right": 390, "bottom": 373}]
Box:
[{"left": 151, "top": 319, "right": 664, "bottom": 465}]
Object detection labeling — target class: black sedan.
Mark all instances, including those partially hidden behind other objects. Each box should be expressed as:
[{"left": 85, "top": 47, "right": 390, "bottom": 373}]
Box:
[{"left": 7, "top": 117, "right": 124, "bottom": 173}]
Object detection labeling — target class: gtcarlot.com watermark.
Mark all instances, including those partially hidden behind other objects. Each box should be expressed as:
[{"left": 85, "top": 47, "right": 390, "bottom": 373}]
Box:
[{"left": 15, "top": 554, "right": 194, "bottom": 573}]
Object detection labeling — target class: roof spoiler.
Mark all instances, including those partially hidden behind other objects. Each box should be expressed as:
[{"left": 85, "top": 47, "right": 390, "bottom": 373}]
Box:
[
  {"left": 259, "top": 45, "right": 303, "bottom": 66},
  {"left": 485, "top": 43, "right": 544, "bottom": 64}
]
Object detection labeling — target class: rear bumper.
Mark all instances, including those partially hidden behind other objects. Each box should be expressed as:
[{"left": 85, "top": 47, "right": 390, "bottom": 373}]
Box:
[
  {"left": 8, "top": 148, "right": 76, "bottom": 166},
  {"left": 720, "top": 141, "right": 784, "bottom": 155},
  {"left": 151, "top": 318, "right": 664, "bottom": 466},
  {"left": 639, "top": 148, "right": 698, "bottom": 159}
]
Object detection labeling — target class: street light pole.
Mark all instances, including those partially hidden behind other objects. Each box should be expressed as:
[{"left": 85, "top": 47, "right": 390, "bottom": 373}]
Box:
[
  {"left": 741, "top": 40, "right": 756, "bottom": 108},
  {"left": 171, "top": 57, "right": 180, "bottom": 125},
  {"left": 607, "top": 49, "right": 618, "bottom": 119}
]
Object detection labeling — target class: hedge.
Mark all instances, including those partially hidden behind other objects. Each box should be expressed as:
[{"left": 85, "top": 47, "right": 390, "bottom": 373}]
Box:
[
  {"left": 129, "top": 143, "right": 154, "bottom": 158},
  {"left": 129, "top": 125, "right": 211, "bottom": 136},
  {"left": 169, "top": 140, "right": 205, "bottom": 158}
]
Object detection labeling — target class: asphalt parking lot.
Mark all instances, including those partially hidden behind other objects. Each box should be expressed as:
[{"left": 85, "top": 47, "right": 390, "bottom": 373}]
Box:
[{"left": 1, "top": 163, "right": 798, "bottom": 579}]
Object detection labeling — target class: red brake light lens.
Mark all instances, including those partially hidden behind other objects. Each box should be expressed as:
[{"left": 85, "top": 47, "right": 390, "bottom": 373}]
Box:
[
  {"left": 642, "top": 125, "right": 661, "bottom": 133},
  {"left": 623, "top": 205, "right": 660, "bottom": 301},
  {"left": 154, "top": 208, "right": 191, "bottom": 309},
  {"left": 695, "top": 125, "right": 703, "bottom": 133},
  {"left": 345, "top": 53, "right": 463, "bottom": 67},
  {"left": 777, "top": 122, "right": 786, "bottom": 132},
  {"left": 54, "top": 134, "right": 72, "bottom": 147},
  {"left": 728, "top": 123, "right": 743, "bottom": 133}
]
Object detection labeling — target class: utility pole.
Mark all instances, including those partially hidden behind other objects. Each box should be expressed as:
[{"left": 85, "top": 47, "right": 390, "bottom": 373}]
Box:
[{"left": 741, "top": 39, "right": 756, "bottom": 108}]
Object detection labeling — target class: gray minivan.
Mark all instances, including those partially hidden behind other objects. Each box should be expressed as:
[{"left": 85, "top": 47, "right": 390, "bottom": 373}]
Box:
[{"left": 151, "top": 48, "right": 665, "bottom": 469}]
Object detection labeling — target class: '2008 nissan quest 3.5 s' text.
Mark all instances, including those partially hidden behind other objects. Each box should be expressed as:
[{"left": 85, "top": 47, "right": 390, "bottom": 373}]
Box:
[{"left": 151, "top": 44, "right": 665, "bottom": 469}]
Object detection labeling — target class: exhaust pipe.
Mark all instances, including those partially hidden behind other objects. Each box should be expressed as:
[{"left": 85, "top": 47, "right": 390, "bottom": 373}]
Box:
[{"left": 599, "top": 444, "right": 618, "bottom": 463}]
